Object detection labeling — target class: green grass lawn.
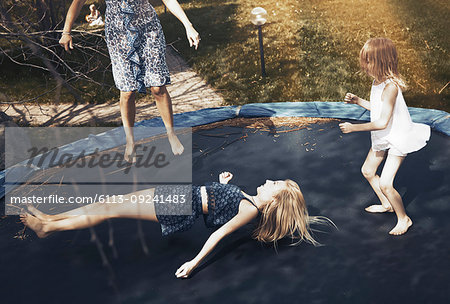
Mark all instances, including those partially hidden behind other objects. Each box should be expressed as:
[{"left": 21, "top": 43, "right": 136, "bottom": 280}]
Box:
[
  {"left": 1, "top": 0, "right": 448, "bottom": 111},
  {"left": 156, "top": 0, "right": 449, "bottom": 111}
]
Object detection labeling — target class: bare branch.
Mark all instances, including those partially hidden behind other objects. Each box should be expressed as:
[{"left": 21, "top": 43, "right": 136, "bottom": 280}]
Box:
[{"left": 0, "top": 1, "right": 112, "bottom": 105}]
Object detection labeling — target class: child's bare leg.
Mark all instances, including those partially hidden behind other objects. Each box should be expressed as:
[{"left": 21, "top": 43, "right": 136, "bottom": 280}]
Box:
[
  {"left": 21, "top": 213, "right": 109, "bottom": 238},
  {"left": 27, "top": 204, "right": 109, "bottom": 221},
  {"left": 28, "top": 188, "right": 156, "bottom": 221},
  {"left": 379, "top": 154, "right": 412, "bottom": 235},
  {"left": 361, "top": 149, "right": 393, "bottom": 212},
  {"left": 21, "top": 194, "right": 158, "bottom": 238},
  {"left": 26, "top": 205, "right": 57, "bottom": 221}
]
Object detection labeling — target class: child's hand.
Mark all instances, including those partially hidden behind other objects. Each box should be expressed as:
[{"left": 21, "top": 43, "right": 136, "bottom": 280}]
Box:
[
  {"left": 175, "top": 260, "right": 197, "bottom": 279},
  {"left": 185, "top": 25, "right": 200, "bottom": 50},
  {"left": 344, "top": 93, "right": 359, "bottom": 104},
  {"left": 219, "top": 172, "right": 233, "bottom": 184},
  {"left": 59, "top": 34, "right": 73, "bottom": 53},
  {"left": 339, "top": 122, "right": 354, "bottom": 133}
]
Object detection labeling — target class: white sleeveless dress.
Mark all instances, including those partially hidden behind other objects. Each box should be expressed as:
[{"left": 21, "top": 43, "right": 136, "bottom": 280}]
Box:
[{"left": 370, "top": 79, "right": 430, "bottom": 155}]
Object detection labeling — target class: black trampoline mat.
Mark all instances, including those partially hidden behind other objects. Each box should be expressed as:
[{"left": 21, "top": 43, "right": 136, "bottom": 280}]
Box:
[{"left": 1, "top": 119, "right": 449, "bottom": 304}]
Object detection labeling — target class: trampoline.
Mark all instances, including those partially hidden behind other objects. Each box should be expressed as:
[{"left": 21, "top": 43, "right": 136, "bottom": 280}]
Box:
[{"left": 0, "top": 102, "right": 449, "bottom": 304}]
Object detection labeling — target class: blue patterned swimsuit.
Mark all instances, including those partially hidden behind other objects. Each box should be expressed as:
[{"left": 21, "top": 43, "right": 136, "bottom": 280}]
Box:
[
  {"left": 104, "top": 0, "right": 171, "bottom": 93},
  {"left": 155, "top": 183, "right": 260, "bottom": 236}
]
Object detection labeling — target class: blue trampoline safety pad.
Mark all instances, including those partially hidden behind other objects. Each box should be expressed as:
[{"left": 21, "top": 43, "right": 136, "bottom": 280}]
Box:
[
  {"left": 1, "top": 102, "right": 448, "bottom": 199},
  {"left": 239, "top": 102, "right": 449, "bottom": 135}
]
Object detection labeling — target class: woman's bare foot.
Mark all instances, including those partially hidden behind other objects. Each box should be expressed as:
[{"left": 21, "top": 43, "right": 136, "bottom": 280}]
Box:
[
  {"left": 20, "top": 214, "right": 51, "bottom": 238},
  {"left": 168, "top": 132, "right": 184, "bottom": 155},
  {"left": 389, "top": 216, "right": 413, "bottom": 235},
  {"left": 124, "top": 141, "right": 137, "bottom": 163},
  {"left": 365, "top": 204, "right": 394, "bottom": 213}
]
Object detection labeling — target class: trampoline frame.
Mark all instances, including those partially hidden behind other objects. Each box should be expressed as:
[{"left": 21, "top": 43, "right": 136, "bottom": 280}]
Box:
[{"left": 1, "top": 101, "right": 449, "bottom": 199}]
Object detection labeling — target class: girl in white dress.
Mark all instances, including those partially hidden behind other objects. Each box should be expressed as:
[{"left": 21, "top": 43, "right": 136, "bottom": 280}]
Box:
[{"left": 339, "top": 38, "right": 430, "bottom": 235}]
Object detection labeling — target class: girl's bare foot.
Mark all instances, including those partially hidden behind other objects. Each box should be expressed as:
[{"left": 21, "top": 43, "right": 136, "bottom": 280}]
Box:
[
  {"left": 168, "top": 133, "right": 184, "bottom": 155},
  {"left": 27, "top": 205, "right": 72, "bottom": 222},
  {"left": 27, "top": 205, "right": 53, "bottom": 221},
  {"left": 20, "top": 214, "right": 51, "bottom": 238},
  {"left": 389, "top": 216, "right": 413, "bottom": 235},
  {"left": 365, "top": 204, "right": 394, "bottom": 213},
  {"left": 124, "top": 141, "right": 137, "bottom": 163}
]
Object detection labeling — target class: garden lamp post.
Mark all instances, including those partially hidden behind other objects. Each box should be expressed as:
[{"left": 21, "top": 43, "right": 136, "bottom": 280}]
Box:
[{"left": 251, "top": 7, "right": 267, "bottom": 77}]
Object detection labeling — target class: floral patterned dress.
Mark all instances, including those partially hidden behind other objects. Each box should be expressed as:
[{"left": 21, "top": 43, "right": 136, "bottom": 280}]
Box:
[
  {"left": 154, "top": 183, "right": 260, "bottom": 236},
  {"left": 104, "top": 0, "right": 171, "bottom": 93}
]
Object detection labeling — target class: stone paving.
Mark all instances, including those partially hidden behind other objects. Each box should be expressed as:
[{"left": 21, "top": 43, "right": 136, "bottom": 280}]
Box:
[{"left": 0, "top": 47, "right": 225, "bottom": 126}]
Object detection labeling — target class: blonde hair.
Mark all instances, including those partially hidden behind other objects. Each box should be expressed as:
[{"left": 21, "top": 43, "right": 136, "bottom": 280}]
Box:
[
  {"left": 360, "top": 38, "right": 407, "bottom": 90},
  {"left": 253, "top": 179, "right": 331, "bottom": 247}
]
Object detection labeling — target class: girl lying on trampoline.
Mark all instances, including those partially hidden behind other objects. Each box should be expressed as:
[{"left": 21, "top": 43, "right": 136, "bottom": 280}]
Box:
[{"left": 21, "top": 172, "right": 330, "bottom": 278}]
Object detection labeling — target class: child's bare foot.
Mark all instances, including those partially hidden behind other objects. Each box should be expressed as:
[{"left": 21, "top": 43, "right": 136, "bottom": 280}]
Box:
[
  {"left": 124, "top": 141, "right": 136, "bottom": 163},
  {"left": 20, "top": 214, "right": 51, "bottom": 238},
  {"left": 365, "top": 204, "right": 394, "bottom": 213},
  {"left": 27, "top": 205, "right": 53, "bottom": 221},
  {"left": 389, "top": 216, "right": 412, "bottom": 235},
  {"left": 168, "top": 133, "right": 184, "bottom": 155}
]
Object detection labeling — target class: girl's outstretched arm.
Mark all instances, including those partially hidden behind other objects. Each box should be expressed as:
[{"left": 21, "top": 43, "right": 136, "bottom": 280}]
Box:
[
  {"left": 59, "top": 0, "right": 87, "bottom": 52},
  {"left": 344, "top": 93, "right": 371, "bottom": 110},
  {"left": 175, "top": 201, "right": 258, "bottom": 278},
  {"left": 340, "top": 83, "right": 398, "bottom": 133},
  {"left": 162, "top": 0, "right": 200, "bottom": 49}
]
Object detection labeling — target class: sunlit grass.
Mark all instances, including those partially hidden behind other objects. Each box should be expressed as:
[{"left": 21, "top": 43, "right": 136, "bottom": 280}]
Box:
[
  {"left": 1, "top": 0, "right": 448, "bottom": 111},
  {"left": 157, "top": 0, "right": 449, "bottom": 110}
]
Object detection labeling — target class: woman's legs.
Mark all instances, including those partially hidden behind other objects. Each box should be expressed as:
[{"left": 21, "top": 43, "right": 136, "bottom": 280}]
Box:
[
  {"left": 119, "top": 91, "right": 137, "bottom": 162},
  {"left": 379, "top": 154, "right": 412, "bottom": 235},
  {"left": 361, "top": 149, "right": 393, "bottom": 212},
  {"left": 22, "top": 188, "right": 158, "bottom": 238},
  {"left": 150, "top": 86, "right": 184, "bottom": 155}
]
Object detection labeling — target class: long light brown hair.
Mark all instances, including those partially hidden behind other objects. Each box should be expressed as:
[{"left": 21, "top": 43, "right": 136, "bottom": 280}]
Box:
[
  {"left": 360, "top": 38, "right": 407, "bottom": 90},
  {"left": 253, "top": 179, "right": 332, "bottom": 247}
]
